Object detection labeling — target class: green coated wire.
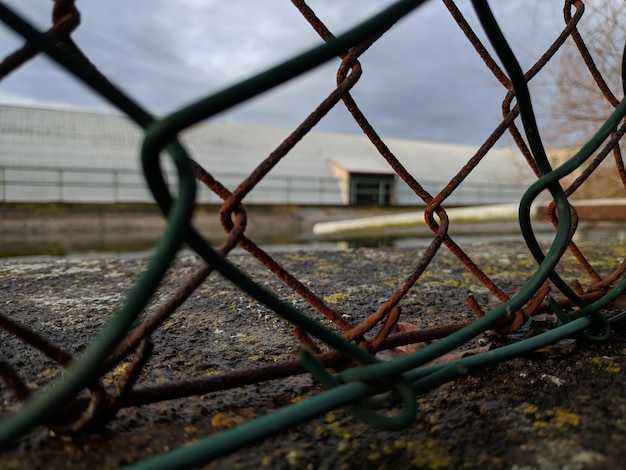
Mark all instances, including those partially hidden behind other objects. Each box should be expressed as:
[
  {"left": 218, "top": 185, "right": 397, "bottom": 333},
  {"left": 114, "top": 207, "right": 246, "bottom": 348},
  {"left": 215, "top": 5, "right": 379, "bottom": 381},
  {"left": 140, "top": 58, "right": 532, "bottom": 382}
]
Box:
[
  {"left": 124, "top": 306, "right": 626, "bottom": 470},
  {"left": 0, "top": 7, "right": 196, "bottom": 447},
  {"left": 409, "top": 307, "right": 626, "bottom": 384},
  {"left": 0, "top": 0, "right": 430, "bottom": 447},
  {"left": 127, "top": 0, "right": 430, "bottom": 135},
  {"left": 0, "top": 143, "right": 195, "bottom": 445},
  {"left": 471, "top": 0, "right": 587, "bottom": 308},
  {"left": 128, "top": 3, "right": 626, "bottom": 466},
  {"left": 138, "top": 0, "right": 437, "bottom": 421},
  {"left": 472, "top": 0, "right": 626, "bottom": 320},
  {"left": 123, "top": 376, "right": 390, "bottom": 470},
  {"left": 3, "top": 0, "right": 626, "bottom": 467},
  {"left": 341, "top": 0, "right": 626, "bottom": 387},
  {"left": 299, "top": 348, "right": 419, "bottom": 431}
]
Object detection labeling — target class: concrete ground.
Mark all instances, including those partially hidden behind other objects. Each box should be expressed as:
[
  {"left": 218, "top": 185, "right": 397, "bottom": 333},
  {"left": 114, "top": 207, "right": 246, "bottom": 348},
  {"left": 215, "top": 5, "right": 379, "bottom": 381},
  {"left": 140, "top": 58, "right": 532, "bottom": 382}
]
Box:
[
  {"left": 0, "top": 203, "right": 422, "bottom": 257},
  {"left": 1, "top": 239, "right": 626, "bottom": 469}
]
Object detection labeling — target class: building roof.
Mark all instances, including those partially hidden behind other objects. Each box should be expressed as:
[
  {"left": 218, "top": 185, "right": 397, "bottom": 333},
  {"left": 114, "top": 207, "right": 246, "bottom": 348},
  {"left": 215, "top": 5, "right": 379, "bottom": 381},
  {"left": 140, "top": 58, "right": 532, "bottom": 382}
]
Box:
[{"left": 0, "top": 104, "right": 536, "bottom": 204}]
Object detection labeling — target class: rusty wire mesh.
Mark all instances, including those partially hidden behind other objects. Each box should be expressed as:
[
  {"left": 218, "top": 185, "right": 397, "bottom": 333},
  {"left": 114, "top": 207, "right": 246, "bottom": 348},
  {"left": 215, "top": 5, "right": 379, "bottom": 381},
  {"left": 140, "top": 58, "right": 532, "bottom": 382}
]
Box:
[{"left": 1, "top": 0, "right": 626, "bottom": 467}]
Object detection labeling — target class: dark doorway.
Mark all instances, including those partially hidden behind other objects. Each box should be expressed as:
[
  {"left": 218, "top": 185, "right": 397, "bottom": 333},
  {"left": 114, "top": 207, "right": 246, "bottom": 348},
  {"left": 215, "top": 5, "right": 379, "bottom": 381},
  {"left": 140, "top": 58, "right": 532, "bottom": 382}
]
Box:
[{"left": 349, "top": 173, "right": 394, "bottom": 206}]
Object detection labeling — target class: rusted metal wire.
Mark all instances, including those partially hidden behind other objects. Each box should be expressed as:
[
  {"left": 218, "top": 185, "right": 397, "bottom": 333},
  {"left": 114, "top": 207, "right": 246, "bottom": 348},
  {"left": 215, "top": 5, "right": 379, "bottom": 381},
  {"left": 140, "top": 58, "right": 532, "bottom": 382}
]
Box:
[
  {"left": 0, "top": 0, "right": 82, "bottom": 79},
  {"left": 1, "top": 0, "right": 626, "bottom": 466},
  {"left": 0, "top": 313, "right": 73, "bottom": 366}
]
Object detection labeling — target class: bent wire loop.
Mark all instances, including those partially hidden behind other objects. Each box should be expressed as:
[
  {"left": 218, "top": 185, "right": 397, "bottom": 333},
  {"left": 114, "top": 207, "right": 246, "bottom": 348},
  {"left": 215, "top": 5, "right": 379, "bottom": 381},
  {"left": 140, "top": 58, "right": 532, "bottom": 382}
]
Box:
[{"left": 0, "top": 0, "right": 626, "bottom": 468}]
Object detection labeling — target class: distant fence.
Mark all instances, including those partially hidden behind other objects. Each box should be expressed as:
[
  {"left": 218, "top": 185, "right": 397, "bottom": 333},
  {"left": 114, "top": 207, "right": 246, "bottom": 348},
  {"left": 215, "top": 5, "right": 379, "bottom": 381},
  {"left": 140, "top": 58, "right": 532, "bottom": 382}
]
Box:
[{"left": 0, "top": 164, "right": 526, "bottom": 206}]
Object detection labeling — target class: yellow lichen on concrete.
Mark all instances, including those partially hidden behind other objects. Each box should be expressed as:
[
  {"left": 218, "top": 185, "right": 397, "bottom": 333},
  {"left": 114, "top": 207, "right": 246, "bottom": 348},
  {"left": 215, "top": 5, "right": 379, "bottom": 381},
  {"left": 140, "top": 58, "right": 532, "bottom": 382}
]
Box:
[
  {"left": 524, "top": 404, "right": 540, "bottom": 417},
  {"left": 587, "top": 356, "right": 621, "bottom": 373},
  {"left": 238, "top": 336, "right": 256, "bottom": 344},
  {"left": 37, "top": 367, "right": 60, "bottom": 380},
  {"left": 210, "top": 413, "right": 245, "bottom": 430},
  {"left": 526, "top": 405, "right": 580, "bottom": 437},
  {"left": 101, "top": 361, "right": 135, "bottom": 386},
  {"left": 3, "top": 459, "right": 21, "bottom": 470},
  {"left": 315, "top": 260, "right": 339, "bottom": 274},
  {"left": 551, "top": 408, "right": 580, "bottom": 428},
  {"left": 336, "top": 440, "right": 351, "bottom": 453},
  {"left": 285, "top": 448, "right": 313, "bottom": 467},
  {"left": 323, "top": 292, "right": 349, "bottom": 304},
  {"left": 408, "top": 437, "right": 453, "bottom": 469}
]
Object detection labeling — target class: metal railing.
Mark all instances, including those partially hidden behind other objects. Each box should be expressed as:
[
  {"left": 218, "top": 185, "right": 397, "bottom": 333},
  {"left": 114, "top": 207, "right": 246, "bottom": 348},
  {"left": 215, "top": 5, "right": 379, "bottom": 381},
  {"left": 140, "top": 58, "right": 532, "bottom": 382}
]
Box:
[
  {"left": 0, "top": 164, "right": 344, "bottom": 204},
  {"left": 1, "top": 1, "right": 626, "bottom": 469},
  {"left": 0, "top": 164, "right": 526, "bottom": 206}
]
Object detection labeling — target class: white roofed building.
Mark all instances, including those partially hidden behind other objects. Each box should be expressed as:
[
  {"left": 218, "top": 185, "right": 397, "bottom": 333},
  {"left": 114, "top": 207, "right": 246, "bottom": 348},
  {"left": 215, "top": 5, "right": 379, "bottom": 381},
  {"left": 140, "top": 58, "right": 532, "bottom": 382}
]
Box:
[{"left": 0, "top": 105, "right": 536, "bottom": 206}]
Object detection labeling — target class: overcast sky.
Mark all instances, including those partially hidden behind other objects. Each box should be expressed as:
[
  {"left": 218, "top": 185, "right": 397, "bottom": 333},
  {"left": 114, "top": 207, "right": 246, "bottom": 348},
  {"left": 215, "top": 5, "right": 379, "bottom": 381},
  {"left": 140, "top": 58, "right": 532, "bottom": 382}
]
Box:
[{"left": 0, "top": 1, "right": 570, "bottom": 145}]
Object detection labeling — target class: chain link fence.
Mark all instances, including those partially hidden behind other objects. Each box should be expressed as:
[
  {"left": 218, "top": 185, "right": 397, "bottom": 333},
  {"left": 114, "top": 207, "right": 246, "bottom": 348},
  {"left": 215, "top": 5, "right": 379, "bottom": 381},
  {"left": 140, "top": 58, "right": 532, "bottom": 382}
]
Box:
[{"left": 1, "top": 0, "right": 626, "bottom": 468}]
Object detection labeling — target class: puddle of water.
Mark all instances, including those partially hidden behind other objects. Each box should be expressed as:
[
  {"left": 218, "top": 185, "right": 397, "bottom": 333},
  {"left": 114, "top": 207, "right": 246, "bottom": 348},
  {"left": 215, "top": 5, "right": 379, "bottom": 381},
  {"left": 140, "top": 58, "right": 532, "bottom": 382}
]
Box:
[{"left": 2, "top": 221, "right": 625, "bottom": 261}]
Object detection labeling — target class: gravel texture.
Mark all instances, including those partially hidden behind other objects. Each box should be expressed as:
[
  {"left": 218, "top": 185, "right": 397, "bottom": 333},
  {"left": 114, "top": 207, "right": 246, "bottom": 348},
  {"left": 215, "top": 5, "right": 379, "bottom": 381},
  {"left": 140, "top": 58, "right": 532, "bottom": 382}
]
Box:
[{"left": 1, "top": 240, "right": 626, "bottom": 469}]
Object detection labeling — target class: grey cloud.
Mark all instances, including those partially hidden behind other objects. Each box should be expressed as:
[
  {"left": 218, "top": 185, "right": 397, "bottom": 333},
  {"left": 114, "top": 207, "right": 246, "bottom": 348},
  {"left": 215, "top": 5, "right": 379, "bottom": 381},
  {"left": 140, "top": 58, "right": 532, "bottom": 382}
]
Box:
[{"left": 0, "top": 0, "right": 569, "bottom": 145}]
